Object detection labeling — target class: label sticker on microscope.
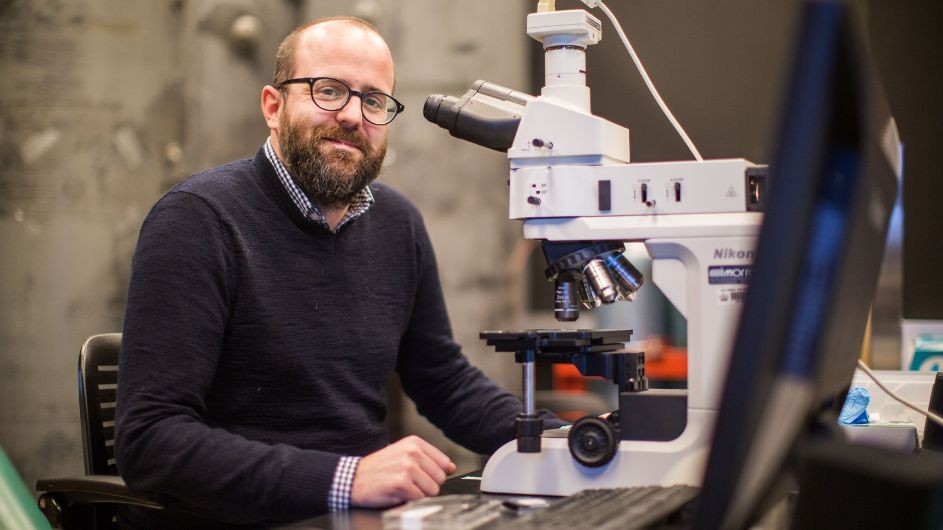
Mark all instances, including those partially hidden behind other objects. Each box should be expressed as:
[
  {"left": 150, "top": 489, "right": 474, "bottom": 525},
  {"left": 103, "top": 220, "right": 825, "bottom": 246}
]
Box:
[
  {"left": 708, "top": 265, "right": 752, "bottom": 285},
  {"left": 717, "top": 288, "right": 748, "bottom": 305}
]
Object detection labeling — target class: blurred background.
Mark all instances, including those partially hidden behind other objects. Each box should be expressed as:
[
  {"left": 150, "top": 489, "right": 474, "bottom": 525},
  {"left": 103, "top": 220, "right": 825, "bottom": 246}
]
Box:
[{"left": 1, "top": 0, "right": 941, "bottom": 492}]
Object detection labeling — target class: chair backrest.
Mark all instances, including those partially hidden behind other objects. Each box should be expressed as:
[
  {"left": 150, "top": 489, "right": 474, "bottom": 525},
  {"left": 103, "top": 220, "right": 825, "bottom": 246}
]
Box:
[{"left": 78, "top": 333, "right": 121, "bottom": 476}]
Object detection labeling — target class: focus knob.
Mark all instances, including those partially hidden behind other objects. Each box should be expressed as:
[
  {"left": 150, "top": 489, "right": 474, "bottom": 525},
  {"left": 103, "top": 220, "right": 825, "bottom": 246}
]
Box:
[{"left": 568, "top": 416, "right": 618, "bottom": 467}]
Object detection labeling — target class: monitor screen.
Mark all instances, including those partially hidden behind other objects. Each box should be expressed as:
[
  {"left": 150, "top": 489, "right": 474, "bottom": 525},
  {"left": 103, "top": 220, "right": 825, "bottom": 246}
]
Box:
[{"left": 694, "top": 1, "right": 901, "bottom": 528}]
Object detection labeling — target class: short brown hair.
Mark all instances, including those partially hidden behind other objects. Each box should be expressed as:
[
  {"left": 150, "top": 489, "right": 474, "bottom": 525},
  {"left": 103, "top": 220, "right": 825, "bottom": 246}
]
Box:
[{"left": 272, "top": 16, "right": 382, "bottom": 92}]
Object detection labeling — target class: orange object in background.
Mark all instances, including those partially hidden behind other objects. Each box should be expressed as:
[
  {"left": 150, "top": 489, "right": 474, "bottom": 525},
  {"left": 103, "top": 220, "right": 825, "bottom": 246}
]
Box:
[
  {"left": 546, "top": 345, "right": 689, "bottom": 422},
  {"left": 552, "top": 364, "right": 589, "bottom": 392},
  {"left": 645, "top": 345, "right": 687, "bottom": 383},
  {"left": 551, "top": 344, "right": 688, "bottom": 391},
  {"left": 548, "top": 365, "right": 610, "bottom": 422}
]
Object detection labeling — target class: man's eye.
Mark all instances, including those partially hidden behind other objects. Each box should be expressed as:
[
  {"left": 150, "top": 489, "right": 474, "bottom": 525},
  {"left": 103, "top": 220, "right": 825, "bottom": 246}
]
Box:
[
  {"left": 363, "top": 95, "right": 385, "bottom": 109},
  {"left": 316, "top": 87, "right": 343, "bottom": 98}
]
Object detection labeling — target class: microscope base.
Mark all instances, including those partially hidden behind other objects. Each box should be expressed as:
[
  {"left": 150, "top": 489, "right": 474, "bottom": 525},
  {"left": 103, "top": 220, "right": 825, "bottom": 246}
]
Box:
[{"left": 481, "top": 409, "right": 716, "bottom": 495}]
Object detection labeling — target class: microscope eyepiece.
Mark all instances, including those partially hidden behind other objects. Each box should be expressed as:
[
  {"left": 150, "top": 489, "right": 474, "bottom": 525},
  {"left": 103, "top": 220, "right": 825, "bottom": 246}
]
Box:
[
  {"left": 423, "top": 94, "right": 441, "bottom": 122},
  {"left": 423, "top": 94, "right": 444, "bottom": 123},
  {"left": 423, "top": 94, "right": 459, "bottom": 127},
  {"left": 423, "top": 81, "right": 532, "bottom": 153}
]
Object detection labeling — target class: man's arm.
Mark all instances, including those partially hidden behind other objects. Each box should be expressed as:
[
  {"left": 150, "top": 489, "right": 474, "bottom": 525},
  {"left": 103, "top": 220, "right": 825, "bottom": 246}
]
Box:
[
  {"left": 394, "top": 219, "right": 565, "bottom": 455},
  {"left": 115, "top": 192, "right": 342, "bottom": 523}
]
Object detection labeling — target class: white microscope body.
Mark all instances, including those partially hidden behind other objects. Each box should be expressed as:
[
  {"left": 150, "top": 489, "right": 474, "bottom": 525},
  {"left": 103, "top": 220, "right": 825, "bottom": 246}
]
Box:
[{"left": 479, "top": 9, "right": 764, "bottom": 496}]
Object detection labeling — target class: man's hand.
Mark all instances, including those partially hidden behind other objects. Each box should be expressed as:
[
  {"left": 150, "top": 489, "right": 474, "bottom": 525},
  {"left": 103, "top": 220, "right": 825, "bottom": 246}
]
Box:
[{"left": 350, "top": 435, "right": 457, "bottom": 508}]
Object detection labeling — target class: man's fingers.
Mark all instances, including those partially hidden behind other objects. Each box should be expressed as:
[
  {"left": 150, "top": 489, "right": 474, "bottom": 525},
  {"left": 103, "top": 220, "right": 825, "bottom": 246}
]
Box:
[
  {"left": 411, "top": 447, "right": 448, "bottom": 484},
  {"left": 407, "top": 465, "right": 442, "bottom": 497},
  {"left": 410, "top": 436, "right": 455, "bottom": 474},
  {"left": 395, "top": 478, "right": 427, "bottom": 503},
  {"left": 350, "top": 436, "right": 458, "bottom": 508}
]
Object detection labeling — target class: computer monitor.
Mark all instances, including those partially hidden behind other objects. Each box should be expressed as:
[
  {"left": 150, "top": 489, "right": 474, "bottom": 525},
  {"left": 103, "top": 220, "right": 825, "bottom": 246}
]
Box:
[{"left": 694, "top": 1, "right": 901, "bottom": 529}]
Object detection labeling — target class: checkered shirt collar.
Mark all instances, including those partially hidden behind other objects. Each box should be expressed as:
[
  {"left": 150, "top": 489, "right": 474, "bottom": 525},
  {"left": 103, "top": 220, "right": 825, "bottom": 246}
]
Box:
[{"left": 263, "top": 137, "right": 375, "bottom": 231}]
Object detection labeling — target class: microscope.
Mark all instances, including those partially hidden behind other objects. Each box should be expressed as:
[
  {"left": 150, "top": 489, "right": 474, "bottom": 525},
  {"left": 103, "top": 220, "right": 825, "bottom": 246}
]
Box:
[{"left": 425, "top": 5, "right": 766, "bottom": 496}]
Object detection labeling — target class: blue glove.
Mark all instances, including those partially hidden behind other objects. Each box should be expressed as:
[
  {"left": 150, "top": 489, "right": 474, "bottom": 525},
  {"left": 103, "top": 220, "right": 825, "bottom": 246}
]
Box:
[{"left": 839, "top": 386, "right": 870, "bottom": 425}]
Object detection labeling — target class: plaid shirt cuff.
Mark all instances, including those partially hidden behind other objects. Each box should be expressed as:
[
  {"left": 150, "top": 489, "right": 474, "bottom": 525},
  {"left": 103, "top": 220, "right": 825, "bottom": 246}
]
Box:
[{"left": 327, "top": 456, "right": 361, "bottom": 511}]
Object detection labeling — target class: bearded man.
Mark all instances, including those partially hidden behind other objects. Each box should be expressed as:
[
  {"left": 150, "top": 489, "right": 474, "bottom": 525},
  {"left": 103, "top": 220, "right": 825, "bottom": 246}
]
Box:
[{"left": 114, "top": 16, "right": 561, "bottom": 530}]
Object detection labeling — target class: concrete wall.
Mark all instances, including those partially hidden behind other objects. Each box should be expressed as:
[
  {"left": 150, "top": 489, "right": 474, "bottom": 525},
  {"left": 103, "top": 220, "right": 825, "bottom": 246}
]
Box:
[
  {"left": 0, "top": 0, "right": 532, "bottom": 490},
  {"left": 1, "top": 0, "right": 190, "bottom": 488}
]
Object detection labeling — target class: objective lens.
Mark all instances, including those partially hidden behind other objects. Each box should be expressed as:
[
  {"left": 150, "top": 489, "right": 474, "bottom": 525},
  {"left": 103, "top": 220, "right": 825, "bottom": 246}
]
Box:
[
  {"left": 583, "top": 259, "right": 617, "bottom": 304},
  {"left": 579, "top": 276, "right": 602, "bottom": 309},
  {"left": 554, "top": 272, "right": 581, "bottom": 321},
  {"left": 606, "top": 253, "right": 644, "bottom": 300}
]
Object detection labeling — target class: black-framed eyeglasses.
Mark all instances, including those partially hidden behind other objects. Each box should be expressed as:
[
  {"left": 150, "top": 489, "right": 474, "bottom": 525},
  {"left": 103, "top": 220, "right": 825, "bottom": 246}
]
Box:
[{"left": 277, "top": 76, "right": 405, "bottom": 125}]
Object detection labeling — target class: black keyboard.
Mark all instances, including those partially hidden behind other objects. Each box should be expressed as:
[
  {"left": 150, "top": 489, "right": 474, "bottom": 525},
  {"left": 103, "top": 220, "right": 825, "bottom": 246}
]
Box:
[{"left": 492, "top": 485, "right": 699, "bottom": 530}]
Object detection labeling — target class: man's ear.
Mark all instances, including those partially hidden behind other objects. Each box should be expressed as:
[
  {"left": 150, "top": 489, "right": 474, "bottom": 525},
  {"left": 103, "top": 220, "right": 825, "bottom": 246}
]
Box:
[{"left": 261, "top": 85, "right": 283, "bottom": 130}]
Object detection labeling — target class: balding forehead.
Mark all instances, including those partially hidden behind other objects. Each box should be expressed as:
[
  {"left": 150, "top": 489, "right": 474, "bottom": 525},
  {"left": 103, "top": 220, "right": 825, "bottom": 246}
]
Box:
[
  {"left": 293, "top": 19, "right": 395, "bottom": 89},
  {"left": 301, "top": 20, "right": 390, "bottom": 53}
]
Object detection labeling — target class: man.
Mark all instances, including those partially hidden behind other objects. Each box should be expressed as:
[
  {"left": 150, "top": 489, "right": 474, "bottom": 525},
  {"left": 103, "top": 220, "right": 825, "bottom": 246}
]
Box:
[{"left": 114, "top": 16, "right": 561, "bottom": 529}]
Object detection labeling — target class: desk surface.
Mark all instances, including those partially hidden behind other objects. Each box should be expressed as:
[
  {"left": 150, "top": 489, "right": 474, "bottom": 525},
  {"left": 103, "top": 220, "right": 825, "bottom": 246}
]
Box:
[{"left": 274, "top": 471, "right": 729, "bottom": 530}]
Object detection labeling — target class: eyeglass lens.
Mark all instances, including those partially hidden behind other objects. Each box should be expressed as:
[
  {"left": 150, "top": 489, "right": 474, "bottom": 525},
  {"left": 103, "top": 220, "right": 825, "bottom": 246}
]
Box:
[{"left": 310, "top": 78, "right": 397, "bottom": 124}]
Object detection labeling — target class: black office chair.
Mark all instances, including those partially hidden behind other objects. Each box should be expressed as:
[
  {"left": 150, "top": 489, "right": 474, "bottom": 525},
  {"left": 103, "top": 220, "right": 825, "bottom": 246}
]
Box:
[{"left": 36, "top": 333, "right": 164, "bottom": 529}]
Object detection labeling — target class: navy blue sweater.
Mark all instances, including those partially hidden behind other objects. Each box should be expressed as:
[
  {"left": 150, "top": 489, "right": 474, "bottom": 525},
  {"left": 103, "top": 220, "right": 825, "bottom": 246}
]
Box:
[{"left": 115, "top": 149, "right": 557, "bottom": 528}]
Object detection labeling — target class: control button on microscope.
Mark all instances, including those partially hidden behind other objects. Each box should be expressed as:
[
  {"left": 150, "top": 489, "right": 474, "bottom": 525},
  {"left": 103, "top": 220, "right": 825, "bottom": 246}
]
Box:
[
  {"left": 674, "top": 182, "right": 682, "bottom": 201},
  {"left": 598, "top": 180, "right": 611, "bottom": 211},
  {"left": 527, "top": 196, "right": 542, "bottom": 205}
]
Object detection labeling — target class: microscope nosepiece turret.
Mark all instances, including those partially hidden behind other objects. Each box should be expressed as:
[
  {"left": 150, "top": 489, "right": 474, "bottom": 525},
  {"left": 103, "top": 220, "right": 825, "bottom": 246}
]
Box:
[{"left": 542, "top": 242, "right": 646, "bottom": 321}]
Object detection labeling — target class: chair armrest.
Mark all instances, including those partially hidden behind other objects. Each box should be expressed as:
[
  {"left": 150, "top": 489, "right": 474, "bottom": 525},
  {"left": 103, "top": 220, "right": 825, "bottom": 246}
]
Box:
[
  {"left": 37, "top": 475, "right": 164, "bottom": 508},
  {"left": 36, "top": 475, "right": 164, "bottom": 528}
]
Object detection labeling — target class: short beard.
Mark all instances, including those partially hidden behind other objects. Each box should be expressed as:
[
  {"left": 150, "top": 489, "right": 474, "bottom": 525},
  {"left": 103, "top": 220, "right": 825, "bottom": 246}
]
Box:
[{"left": 278, "top": 113, "right": 387, "bottom": 209}]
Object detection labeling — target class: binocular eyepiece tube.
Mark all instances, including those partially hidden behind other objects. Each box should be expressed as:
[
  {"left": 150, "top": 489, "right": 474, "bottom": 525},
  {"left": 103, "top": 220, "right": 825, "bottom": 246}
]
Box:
[{"left": 423, "top": 80, "right": 533, "bottom": 153}]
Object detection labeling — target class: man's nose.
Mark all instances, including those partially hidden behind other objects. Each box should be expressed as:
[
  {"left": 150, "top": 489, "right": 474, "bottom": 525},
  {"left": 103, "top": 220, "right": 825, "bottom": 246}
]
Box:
[{"left": 335, "top": 96, "right": 363, "bottom": 129}]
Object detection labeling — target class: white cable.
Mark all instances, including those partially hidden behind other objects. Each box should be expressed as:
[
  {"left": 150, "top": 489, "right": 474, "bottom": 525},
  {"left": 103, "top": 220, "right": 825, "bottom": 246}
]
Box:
[
  {"left": 593, "top": 1, "right": 704, "bottom": 161},
  {"left": 856, "top": 359, "right": 943, "bottom": 429}
]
